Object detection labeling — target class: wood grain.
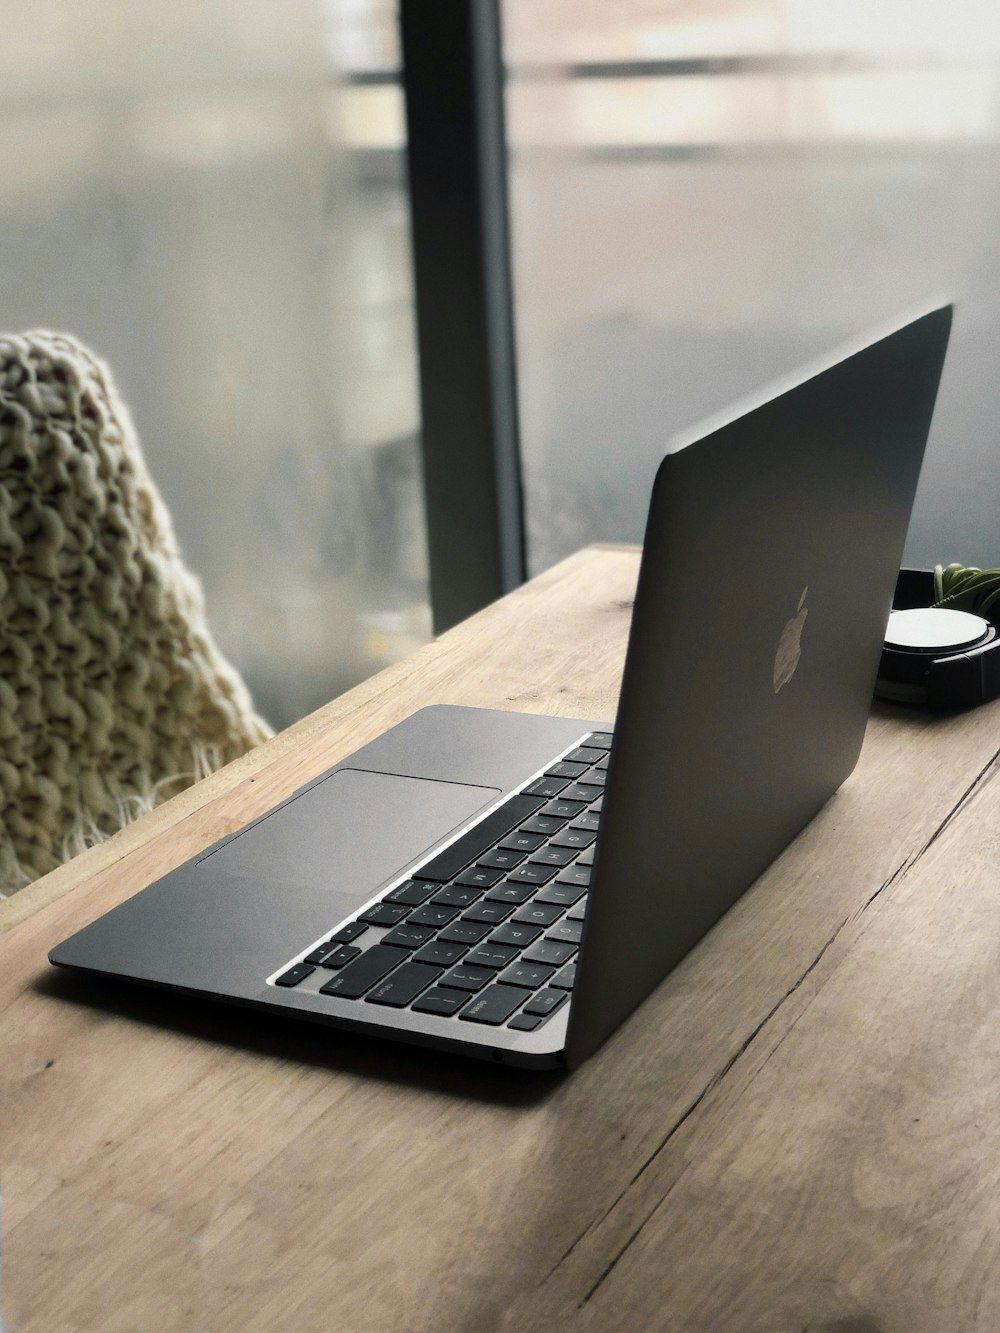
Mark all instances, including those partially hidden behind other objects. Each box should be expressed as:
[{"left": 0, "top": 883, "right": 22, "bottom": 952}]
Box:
[{"left": 2, "top": 545, "right": 999, "bottom": 1333}]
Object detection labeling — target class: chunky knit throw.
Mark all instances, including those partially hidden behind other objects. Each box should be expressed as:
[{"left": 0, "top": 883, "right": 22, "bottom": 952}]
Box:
[{"left": 0, "top": 331, "right": 271, "bottom": 896}]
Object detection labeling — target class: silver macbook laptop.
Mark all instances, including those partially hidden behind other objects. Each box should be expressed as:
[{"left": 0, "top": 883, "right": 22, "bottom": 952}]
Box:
[{"left": 49, "top": 306, "right": 953, "bottom": 1069}]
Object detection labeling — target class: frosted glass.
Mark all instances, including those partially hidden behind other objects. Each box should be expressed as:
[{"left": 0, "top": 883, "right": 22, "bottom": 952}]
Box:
[
  {"left": 505, "top": 1, "right": 1000, "bottom": 576},
  {"left": 0, "top": 0, "right": 426, "bottom": 730}
]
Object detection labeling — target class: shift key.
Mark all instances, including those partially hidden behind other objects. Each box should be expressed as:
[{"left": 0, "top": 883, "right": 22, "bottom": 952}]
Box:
[
  {"left": 366, "top": 961, "right": 443, "bottom": 1007},
  {"left": 319, "top": 945, "right": 404, "bottom": 999}
]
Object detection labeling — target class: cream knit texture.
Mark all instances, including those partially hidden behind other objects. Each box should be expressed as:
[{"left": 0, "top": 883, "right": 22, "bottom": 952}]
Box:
[{"left": 0, "top": 331, "right": 271, "bottom": 896}]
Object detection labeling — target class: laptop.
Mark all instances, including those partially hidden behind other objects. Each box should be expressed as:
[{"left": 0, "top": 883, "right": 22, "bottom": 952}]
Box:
[{"left": 49, "top": 306, "right": 953, "bottom": 1069}]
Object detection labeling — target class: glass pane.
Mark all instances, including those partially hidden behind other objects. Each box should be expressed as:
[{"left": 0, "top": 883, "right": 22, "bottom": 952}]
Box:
[
  {"left": 505, "top": 1, "right": 1000, "bottom": 574},
  {"left": 0, "top": 0, "right": 427, "bottom": 731}
]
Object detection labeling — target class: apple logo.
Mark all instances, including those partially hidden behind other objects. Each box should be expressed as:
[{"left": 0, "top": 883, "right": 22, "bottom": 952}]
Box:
[{"left": 773, "top": 586, "right": 808, "bottom": 693}]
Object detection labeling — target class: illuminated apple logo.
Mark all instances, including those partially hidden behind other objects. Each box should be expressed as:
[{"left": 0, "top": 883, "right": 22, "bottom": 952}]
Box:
[{"left": 773, "top": 586, "right": 808, "bottom": 693}]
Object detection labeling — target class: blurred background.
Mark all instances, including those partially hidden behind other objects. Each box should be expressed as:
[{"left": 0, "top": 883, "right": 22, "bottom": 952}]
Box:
[{"left": 2, "top": 0, "right": 999, "bottom": 729}]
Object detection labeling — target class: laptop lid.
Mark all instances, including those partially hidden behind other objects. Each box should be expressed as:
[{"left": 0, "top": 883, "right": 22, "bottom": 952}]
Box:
[{"left": 565, "top": 305, "right": 953, "bottom": 1067}]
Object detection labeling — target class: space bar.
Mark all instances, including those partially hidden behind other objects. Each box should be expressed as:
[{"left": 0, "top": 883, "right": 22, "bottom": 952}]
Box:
[{"left": 411, "top": 793, "right": 546, "bottom": 882}]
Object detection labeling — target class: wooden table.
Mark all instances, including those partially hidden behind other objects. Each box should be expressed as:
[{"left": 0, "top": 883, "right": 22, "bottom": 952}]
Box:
[{"left": 3, "top": 545, "right": 1000, "bottom": 1332}]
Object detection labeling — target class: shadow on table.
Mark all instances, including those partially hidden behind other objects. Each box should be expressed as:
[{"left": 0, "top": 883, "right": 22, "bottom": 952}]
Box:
[{"left": 32, "top": 967, "right": 565, "bottom": 1109}]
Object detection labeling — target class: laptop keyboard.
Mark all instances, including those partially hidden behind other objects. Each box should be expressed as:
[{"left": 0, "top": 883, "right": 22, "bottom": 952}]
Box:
[{"left": 271, "top": 732, "right": 612, "bottom": 1033}]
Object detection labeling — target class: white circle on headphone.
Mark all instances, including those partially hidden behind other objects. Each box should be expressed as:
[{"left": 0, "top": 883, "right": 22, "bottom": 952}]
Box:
[{"left": 885, "top": 606, "right": 990, "bottom": 652}]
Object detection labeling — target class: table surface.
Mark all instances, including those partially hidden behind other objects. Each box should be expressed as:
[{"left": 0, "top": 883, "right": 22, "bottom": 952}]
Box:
[{"left": 3, "top": 544, "right": 1000, "bottom": 1333}]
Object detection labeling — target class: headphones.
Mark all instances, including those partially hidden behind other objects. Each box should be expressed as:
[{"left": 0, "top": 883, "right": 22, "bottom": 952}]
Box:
[{"left": 875, "top": 565, "right": 1000, "bottom": 710}]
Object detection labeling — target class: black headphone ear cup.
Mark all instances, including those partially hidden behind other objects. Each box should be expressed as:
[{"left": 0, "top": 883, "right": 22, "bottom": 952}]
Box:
[{"left": 876, "top": 571, "right": 1000, "bottom": 710}]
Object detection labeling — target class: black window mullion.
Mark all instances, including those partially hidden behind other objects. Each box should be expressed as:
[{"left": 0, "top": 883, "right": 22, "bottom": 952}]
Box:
[{"left": 400, "top": 0, "right": 525, "bottom": 634}]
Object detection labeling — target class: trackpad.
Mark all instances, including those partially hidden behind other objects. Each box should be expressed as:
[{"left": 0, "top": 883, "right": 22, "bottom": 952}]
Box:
[{"left": 201, "top": 767, "right": 500, "bottom": 914}]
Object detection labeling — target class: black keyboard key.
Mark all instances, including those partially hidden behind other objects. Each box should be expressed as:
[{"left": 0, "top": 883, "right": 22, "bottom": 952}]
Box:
[
  {"left": 317, "top": 944, "right": 362, "bottom": 968},
  {"left": 541, "top": 799, "right": 586, "bottom": 820},
  {"left": 464, "top": 942, "right": 519, "bottom": 969},
  {"left": 477, "top": 847, "right": 526, "bottom": 871},
  {"left": 535, "top": 881, "right": 587, "bottom": 907},
  {"left": 587, "top": 732, "right": 613, "bottom": 749},
  {"left": 507, "top": 1013, "right": 542, "bottom": 1030},
  {"left": 454, "top": 865, "right": 505, "bottom": 890},
  {"left": 556, "top": 865, "right": 591, "bottom": 888},
  {"left": 524, "top": 939, "right": 576, "bottom": 966},
  {"left": 569, "top": 812, "right": 601, "bottom": 833},
  {"left": 275, "top": 962, "right": 315, "bottom": 987},
  {"left": 431, "top": 883, "right": 483, "bottom": 907},
  {"left": 500, "top": 830, "right": 546, "bottom": 853},
  {"left": 459, "top": 984, "right": 525, "bottom": 1025},
  {"left": 566, "top": 746, "right": 604, "bottom": 764},
  {"left": 547, "top": 920, "right": 583, "bottom": 945},
  {"left": 366, "top": 962, "right": 442, "bottom": 1007},
  {"left": 506, "top": 862, "right": 558, "bottom": 886},
  {"left": 523, "top": 775, "right": 569, "bottom": 798},
  {"left": 441, "top": 964, "right": 495, "bottom": 992},
  {"left": 484, "top": 881, "right": 535, "bottom": 905},
  {"left": 438, "top": 919, "right": 493, "bottom": 945},
  {"left": 523, "top": 988, "right": 567, "bottom": 1017},
  {"left": 413, "top": 940, "right": 467, "bottom": 967},
  {"left": 566, "top": 902, "right": 588, "bottom": 921},
  {"left": 491, "top": 921, "right": 542, "bottom": 949},
  {"left": 408, "top": 902, "right": 460, "bottom": 928},
  {"left": 412, "top": 987, "right": 468, "bottom": 1017},
  {"left": 380, "top": 923, "right": 436, "bottom": 950},
  {"left": 528, "top": 846, "right": 576, "bottom": 868},
  {"left": 560, "top": 782, "right": 603, "bottom": 804},
  {"left": 329, "top": 921, "right": 367, "bottom": 944},
  {"left": 513, "top": 902, "right": 564, "bottom": 928},
  {"left": 358, "top": 902, "right": 410, "bottom": 927},
  {"left": 304, "top": 943, "right": 340, "bottom": 965},
  {"left": 594, "top": 753, "right": 610, "bottom": 770},
  {"left": 384, "top": 879, "right": 438, "bottom": 906},
  {"left": 546, "top": 760, "right": 588, "bottom": 779},
  {"left": 550, "top": 827, "right": 596, "bottom": 851},
  {"left": 551, "top": 963, "right": 576, "bottom": 990},
  {"left": 319, "top": 945, "right": 403, "bottom": 998},
  {"left": 583, "top": 769, "right": 607, "bottom": 787},
  {"left": 462, "top": 900, "right": 515, "bottom": 924},
  {"left": 412, "top": 794, "right": 546, "bottom": 881},
  {"left": 498, "top": 961, "right": 555, "bottom": 990},
  {"left": 519, "top": 815, "right": 566, "bottom": 837},
  {"left": 576, "top": 847, "right": 596, "bottom": 867},
  {"left": 591, "top": 796, "right": 604, "bottom": 813}
]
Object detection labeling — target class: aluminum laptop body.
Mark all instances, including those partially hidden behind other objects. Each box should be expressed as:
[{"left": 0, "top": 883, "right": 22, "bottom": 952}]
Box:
[{"left": 49, "top": 307, "right": 953, "bottom": 1069}]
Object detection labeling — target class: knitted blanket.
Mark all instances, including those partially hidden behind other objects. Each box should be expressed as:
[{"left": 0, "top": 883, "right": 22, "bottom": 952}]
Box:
[{"left": 0, "top": 331, "right": 271, "bottom": 896}]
